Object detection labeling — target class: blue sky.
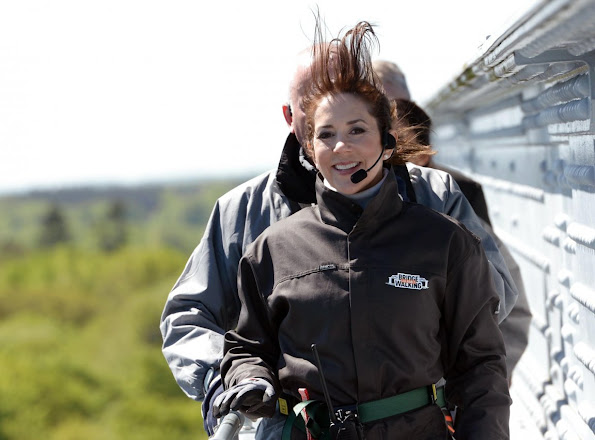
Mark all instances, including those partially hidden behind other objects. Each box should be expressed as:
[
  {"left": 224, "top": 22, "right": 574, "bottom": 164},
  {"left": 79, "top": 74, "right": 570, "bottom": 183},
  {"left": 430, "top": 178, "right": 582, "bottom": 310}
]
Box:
[{"left": 0, "top": 0, "right": 539, "bottom": 194}]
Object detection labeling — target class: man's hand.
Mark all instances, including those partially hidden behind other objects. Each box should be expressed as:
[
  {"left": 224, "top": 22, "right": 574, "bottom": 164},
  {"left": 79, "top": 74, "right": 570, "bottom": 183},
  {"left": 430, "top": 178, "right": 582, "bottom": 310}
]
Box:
[
  {"left": 201, "top": 373, "right": 225, "bottom": 435},
  {"left": 213, "top": 378, "right": 277, "bottom": 419}
]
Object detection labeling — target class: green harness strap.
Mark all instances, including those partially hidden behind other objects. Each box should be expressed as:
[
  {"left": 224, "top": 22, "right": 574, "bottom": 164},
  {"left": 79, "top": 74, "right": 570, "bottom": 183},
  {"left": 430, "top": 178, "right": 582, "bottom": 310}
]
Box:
[
  {"left": 358, "top": 385, "right": 445, "bottom": 423},
  {"left": 281, "top": 385, "right": 446, "bottom": 439},
  {"left": 281, "top": 400, "right": 331, "bottom": 440}
]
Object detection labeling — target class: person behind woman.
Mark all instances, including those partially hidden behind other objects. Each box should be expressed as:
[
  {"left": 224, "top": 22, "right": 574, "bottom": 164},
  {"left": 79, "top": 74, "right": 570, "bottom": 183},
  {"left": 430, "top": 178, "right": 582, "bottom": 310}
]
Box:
[
  {"left": 213, "top": 19, "right": 511, "bottom": 440},
  {"left": 388, "top": 95, "right": 532, "bottom": 387}
]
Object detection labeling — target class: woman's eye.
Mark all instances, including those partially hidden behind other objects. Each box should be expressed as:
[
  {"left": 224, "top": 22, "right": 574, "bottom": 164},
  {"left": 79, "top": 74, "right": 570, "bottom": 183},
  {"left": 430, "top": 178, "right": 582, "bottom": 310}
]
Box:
[
  {"left": 317, "top": 132, "right": 333, "bottom": 140},
  {"left": 350, "top": 127, "right": 365, "bottom": 134}
]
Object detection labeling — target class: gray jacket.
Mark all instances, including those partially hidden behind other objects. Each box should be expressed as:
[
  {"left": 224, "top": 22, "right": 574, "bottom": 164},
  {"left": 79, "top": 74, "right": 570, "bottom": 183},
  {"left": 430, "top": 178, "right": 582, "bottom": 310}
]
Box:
[
  {"left": 159, "top": 134, "right": 518, "bottom": 401},
  {"left": 430, "top": 161, "right": 531, "bottom": 380}
]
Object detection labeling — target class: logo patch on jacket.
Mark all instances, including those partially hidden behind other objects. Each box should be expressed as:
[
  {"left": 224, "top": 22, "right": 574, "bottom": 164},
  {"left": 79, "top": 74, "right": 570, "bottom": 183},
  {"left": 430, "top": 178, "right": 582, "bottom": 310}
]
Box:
[{"left": 386, "top": 273, "right": 429, "bottom": 290}]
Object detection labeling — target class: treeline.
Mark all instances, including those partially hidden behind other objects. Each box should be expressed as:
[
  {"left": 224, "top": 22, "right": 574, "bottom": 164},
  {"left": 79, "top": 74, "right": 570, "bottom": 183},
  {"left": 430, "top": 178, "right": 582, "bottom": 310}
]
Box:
[
  {"left": 0, "top": 177, "right": 248, "bottom": 440},
  {"left": 0, "top": 178, "right": 246, "bottom": 257}
]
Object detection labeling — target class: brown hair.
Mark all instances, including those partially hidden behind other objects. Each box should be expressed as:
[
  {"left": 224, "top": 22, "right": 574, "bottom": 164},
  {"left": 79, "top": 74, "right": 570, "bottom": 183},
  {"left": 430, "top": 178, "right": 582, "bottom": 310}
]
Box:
[
  {"left": 302, "top": 18, "right": 432, "bottom": 165},
  {"left": 395, "top": 99, "right": 432, "bottom": 146}
]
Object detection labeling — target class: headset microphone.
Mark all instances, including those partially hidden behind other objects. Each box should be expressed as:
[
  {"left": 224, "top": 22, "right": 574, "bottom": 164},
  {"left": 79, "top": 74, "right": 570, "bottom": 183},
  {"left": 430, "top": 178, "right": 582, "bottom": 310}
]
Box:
[
  {"left": 350, "top": 132, "right": 396, "bottom": 184},
  {"left": 350, "top": 150, "right": 384, "bottom": 184}
]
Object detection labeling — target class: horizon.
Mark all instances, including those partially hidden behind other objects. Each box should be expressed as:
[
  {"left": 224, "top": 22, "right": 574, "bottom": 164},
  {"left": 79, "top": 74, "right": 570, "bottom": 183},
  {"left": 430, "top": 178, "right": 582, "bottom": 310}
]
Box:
[{"left": 0, "top": 167, "right": 264, "bottom": 197}]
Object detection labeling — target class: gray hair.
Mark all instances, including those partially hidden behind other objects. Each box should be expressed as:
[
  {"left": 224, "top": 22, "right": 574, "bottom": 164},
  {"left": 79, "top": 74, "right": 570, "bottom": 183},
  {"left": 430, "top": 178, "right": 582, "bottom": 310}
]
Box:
[{"left": 373, "top": 60, "right": 411, "bottom": 100}]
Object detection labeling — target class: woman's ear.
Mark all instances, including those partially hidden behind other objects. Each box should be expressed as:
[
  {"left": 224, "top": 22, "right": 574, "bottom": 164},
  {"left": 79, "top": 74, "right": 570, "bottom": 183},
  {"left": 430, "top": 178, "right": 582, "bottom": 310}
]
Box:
[
  {"left": 383, "top": 129, "right": 398, "bottom": 161},
  {"left": 388, "top": 129, "right": 398, "bottom": 146}
]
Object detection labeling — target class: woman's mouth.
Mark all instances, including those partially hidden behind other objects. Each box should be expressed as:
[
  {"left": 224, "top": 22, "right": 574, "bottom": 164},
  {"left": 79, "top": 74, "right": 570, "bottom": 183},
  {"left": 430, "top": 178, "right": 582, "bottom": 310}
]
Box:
[{"left": 333, "top": 162, "right": 359, "bottom": 172}]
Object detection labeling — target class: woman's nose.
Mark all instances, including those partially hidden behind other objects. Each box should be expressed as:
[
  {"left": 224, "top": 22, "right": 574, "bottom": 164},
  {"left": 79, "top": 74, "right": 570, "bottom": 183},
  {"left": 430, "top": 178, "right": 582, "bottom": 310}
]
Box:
[{"left": 334, "top": 138, "right": 349, "bottom": 151}]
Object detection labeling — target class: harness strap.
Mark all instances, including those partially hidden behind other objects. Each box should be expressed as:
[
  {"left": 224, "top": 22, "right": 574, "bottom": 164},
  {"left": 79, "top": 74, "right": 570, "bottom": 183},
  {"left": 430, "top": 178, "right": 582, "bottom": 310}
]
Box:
[
  {"left": 358, "top": 385, "right": 446, "bottom": 424},
  {"left": 281, "top": 385, "right": 446, "bottom": 439},
  {"left": 282, "top": 400, "right": 330, "bottom": 440}
]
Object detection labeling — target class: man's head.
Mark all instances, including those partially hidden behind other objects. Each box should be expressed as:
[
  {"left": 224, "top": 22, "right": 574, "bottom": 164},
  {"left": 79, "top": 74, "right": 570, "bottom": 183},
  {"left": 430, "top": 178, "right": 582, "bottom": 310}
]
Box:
[
  {"left": 372, "top": 60, "right": 411, "bottom": 101},
  {"left": 282, "top": 48, "right": 315, "bottom": 146}
]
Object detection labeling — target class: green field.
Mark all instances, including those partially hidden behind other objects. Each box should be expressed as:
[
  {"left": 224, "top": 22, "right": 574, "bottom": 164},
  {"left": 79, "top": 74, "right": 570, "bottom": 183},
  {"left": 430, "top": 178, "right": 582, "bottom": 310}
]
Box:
[{"left": 0, "top": 177, "right": 247, "bottom": 439}]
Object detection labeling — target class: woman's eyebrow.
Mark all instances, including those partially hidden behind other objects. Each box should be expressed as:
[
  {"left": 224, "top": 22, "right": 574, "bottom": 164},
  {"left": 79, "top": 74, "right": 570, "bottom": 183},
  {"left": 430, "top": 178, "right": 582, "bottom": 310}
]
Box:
[
  {"left": 317, "top": 124, "right": 334, "bottom": 130},
  {"left": 317, "top": 119, "right": 367, "bottom": 130},
  {"left": 347, "top": 119, "right": 366, "bottom": 125}
]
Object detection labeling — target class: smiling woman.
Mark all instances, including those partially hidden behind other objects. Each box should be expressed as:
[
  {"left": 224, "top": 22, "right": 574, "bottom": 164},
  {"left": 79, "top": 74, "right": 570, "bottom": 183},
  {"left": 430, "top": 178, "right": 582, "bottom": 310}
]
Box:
[
  {"left": 214, "top": 16, "right": 511, "bottom": 440},
  {"left": 299, "top": 21, "right": 427, "bottom": 195}
]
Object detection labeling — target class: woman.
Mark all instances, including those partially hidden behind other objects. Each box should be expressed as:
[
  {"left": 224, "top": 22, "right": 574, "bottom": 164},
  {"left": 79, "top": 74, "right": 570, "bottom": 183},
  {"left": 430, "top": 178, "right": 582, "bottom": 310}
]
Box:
[{"left": 213, "top": 20, "right": 511, "bottom": 440}]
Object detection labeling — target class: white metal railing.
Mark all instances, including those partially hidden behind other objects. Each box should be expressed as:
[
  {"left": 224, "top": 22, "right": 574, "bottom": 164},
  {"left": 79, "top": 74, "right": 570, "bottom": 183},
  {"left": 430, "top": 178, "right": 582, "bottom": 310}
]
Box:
[{"left": 427, "top": 1, "right": 595, "bottom": 438}]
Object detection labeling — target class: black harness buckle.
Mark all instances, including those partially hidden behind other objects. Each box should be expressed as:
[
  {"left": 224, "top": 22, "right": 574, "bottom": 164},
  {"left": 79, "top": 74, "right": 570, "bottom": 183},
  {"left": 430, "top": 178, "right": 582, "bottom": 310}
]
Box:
[{"left": 330, "top": 406, "right": 363, "bottom": 440}]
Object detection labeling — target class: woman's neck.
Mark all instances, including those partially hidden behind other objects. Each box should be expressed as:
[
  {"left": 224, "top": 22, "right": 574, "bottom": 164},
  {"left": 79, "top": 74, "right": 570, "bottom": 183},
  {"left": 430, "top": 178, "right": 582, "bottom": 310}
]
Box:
[{"left": 324, "top": 168, "right": 389, "bottom": 209}]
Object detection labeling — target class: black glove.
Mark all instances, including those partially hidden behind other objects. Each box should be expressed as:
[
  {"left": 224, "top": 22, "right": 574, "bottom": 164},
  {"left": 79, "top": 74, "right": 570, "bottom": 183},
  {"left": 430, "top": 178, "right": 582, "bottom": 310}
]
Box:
[
  {"left": 213, "top": 378, "right": 277, "bottom": 419},
  {"left": 201, "top": 373, "right": 224, "bottom": 435}
]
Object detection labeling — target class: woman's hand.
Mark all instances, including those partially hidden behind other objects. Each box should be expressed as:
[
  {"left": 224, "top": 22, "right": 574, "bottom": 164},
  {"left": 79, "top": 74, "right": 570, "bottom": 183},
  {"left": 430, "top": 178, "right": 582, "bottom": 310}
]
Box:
[{"left": 212, "top": 377, "right": 277, "bottom": 419}]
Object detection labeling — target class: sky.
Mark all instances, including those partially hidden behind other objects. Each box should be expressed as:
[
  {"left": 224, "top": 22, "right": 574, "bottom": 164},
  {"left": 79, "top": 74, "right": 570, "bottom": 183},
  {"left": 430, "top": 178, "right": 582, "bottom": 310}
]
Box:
[{"left": 0, "top": 0, "right": 541, "bottom": 194}]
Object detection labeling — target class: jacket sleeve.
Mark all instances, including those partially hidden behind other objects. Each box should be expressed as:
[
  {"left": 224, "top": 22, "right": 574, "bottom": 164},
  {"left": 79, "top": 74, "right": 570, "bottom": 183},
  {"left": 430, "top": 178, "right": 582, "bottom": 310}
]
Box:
[
  {"left": 159, "top": 198, "right": 244, "bottom": 400},
  {"left": 407, "top": 163, "right": 519, "bottom": 322},
  {"left": 499, "top": 275, "right": 532, "bottom": 381},
  {"left": 442, "top": 237, "right": 511, "bottom": 440},
  {"left": 221, "top": 254, "right": 280, "bottom": 391},
  {"left": 487, "top": 222, "right": 532, "bottom": 380}
]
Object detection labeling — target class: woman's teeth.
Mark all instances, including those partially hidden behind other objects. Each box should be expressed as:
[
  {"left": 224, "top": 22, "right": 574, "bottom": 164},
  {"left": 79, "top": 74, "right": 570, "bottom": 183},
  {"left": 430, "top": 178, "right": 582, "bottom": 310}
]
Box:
[{"left": 334, "top": 162, "right": 358, "bottom": 170}]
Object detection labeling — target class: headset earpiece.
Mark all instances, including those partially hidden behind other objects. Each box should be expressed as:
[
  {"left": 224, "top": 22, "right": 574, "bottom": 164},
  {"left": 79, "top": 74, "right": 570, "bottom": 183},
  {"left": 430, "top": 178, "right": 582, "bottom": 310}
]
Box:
[{"left": 382, "top": 132, "right": 397, "bottom": 149}]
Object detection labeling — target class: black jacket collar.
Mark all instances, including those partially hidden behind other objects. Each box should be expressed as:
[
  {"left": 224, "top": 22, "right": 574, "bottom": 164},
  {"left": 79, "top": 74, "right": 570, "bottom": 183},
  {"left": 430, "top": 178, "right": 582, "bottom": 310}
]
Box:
[
  {"left": 275, "top": 133, "right": 317, "bottom": 205},
  {"left": 316, "top": 168, "right": 404, "bottom": 234}
]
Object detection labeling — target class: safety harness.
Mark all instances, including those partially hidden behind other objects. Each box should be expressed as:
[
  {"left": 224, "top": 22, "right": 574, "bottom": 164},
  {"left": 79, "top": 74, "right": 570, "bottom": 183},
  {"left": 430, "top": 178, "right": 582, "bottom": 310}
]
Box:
[{"left": 280, "top": 384, "right": 450, "bottom": 439}]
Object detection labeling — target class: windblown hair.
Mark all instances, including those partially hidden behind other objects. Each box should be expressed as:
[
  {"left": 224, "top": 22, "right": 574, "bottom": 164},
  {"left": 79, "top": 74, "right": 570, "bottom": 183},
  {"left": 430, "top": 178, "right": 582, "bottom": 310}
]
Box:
[
  {"left": 395, "top": 98, "right": 433, "bottom": 147},
  {"left": 302, "top": 19, "right": 432, "bottom": 165}
]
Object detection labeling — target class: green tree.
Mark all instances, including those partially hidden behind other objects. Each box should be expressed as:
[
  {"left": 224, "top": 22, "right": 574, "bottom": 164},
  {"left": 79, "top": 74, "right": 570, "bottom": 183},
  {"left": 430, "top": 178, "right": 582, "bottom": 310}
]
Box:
[
  {"left": 38, "top": 204, "right": 71, "bottom": 248},
  {"left": 97, "top": 200, "right": 128, "bottom": 252}
]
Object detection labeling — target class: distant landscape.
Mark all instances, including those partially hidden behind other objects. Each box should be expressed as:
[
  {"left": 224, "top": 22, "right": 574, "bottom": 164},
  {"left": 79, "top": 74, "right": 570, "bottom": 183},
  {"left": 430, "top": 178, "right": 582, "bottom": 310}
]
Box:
[{"left": 0, "top": 176, "right": 249, "bottom": 439}]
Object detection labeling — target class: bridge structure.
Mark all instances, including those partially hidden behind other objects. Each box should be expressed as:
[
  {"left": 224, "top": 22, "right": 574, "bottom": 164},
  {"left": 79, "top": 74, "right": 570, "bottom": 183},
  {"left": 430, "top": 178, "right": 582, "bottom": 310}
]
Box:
[{"left": 426, "top": 0, "right": 595, "bottom": 438}]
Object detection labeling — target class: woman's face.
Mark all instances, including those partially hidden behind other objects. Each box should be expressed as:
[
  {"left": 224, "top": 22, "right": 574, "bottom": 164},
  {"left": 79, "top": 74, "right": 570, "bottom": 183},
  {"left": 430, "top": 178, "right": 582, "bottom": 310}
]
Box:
[{"left": 311, "top": 93, "right": 390, "bottom": 195}]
